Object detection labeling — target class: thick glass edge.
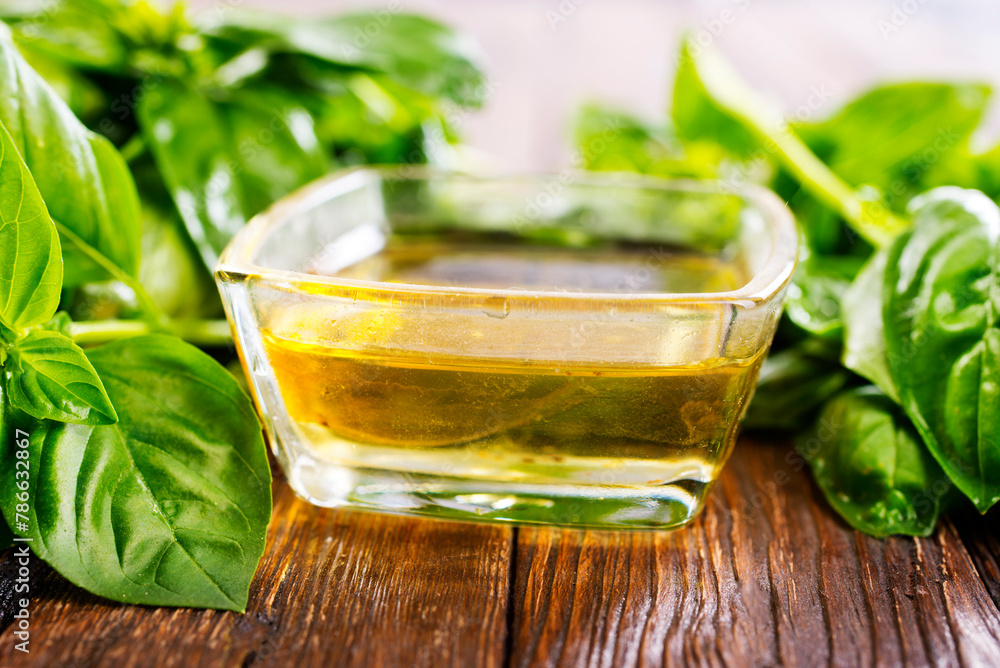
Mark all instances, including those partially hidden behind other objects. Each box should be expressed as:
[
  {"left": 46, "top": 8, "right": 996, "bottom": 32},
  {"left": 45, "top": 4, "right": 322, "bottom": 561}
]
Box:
[{"left": 215, "top": 166, "right": 799, "bottom": 307}]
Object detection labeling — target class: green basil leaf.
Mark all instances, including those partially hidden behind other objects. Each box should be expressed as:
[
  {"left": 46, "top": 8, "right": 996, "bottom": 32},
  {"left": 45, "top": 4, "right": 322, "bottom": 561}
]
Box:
[
  {"left": 0, "top": 25, "right": 141, "bottom": 285},
  {"left": 967, "top": 142, "right": 1000, "bottom": 200},
  {"left": 6, "top": 0, "right": 127, "bottom": 71},
  {"left": 671, "top": 39, "right": 761, "bottom": 161},
  {"left": 220, "top": 89, "right": 329, "bottom": 218},
  {"left": 667, "top": 40, "right": 909, "bottom": 249},
  {"left": 0, "top": 322, "right": 15, "bottom": 351},
  {"left": 784, "top": 255, "right": 865, "bottom": 339},
  {"left": 138, "top": 80, "right": 328, "bottom": 268},
  {"left": 137, "top": 83, "right": 246, "bottom": 267},
  {"left": 6, "top": 329, "right": 117, "bottom": 425},
  {"left": 306, "top": 75, "right": 430, "bottom": 163},
  {"left": 15, "top": 44, "right": 107, "bottom": 121},
  {"left": 204, "top": 11, "right": 487, "bottom": 107},
  {"left": 0, "top": 335, "right": 271, "bottom": 611},
  {"left": 743, "top": 339, "right": 849, "bottom": 431},
  {"left": 798, "top": 386, "right": 948, "bottom": 537},
  {"left": 884, "top": 186, "right": 1000, "bottom": 511},
  {"left": 0, "top": 511, "right": 13, "bottom": 550},
  {"left": 795, "top": 83, "right": 990, "bottom": 201},
  {"left": 138, "top": 201, "right": 222, "bottom": 320},
  {"left": 841, "top": 250, "right": 899, "bottom": 402},
  {"left": 572, "top": 103, "right": 716, "bottom": 178},
  {"left": 783, "top": 187, "right": 858, "bottom": 256},
  {"left": 0, "top": 118, "right": 61, "bottom": 331},
  {"left": 40, "top": 310, "right": 73, "bottom": 337},
  {"left": 125, "top": 155, "right": 221, "bottom": 319}
]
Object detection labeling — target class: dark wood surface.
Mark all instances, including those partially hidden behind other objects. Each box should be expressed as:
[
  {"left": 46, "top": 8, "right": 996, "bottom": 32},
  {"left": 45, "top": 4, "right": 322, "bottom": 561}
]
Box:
[{"left": 1, "top": 438, "right": 998, "bottom": 667}]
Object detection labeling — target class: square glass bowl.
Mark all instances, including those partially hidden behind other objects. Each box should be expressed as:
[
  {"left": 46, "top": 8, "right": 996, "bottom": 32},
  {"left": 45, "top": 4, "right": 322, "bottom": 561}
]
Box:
[{"left": 216, "top": 168, "right": 797, "bottom": 529}]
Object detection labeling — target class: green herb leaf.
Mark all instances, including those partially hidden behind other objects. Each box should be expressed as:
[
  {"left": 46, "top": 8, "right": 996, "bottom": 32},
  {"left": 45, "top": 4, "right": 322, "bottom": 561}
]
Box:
[
  {"left": 138, "top": 201, "right": 222, "bottom": 320},
  {"left": 744, "top": 339, "right": 849, "bottom": 431},
  {"left": 967, "top": 142, "right": 1000, "bottom": 200},
  {"left": 0, "top": 511, "right": 13, "bottom": 550},
  {"left": 669, "top": 38, "right": 906, "bottom": 248},
  {"left": 204, "top": 11, "right": 487, "bottom": 107},
  {"left": 40, "top": 310, "right": 73, "bottom": 337},
  {"left": 5, "top": 0, "right": 127, "bottom": 71},
  {"left": 784, "top": 255, "right": 865, "bottom": 339},
  {"left": 572, "top": 103, "right": 714, "bottom": 178},
  {"left": 138, "top": 81, "right": 328, "bottom": 268},
  {"left": 0, "top": 335, "right": 271, "bottom": 611},
  {"left": 884, "top": 187, "right": 1000, "bottom": 511},
  {"left": 795, "top": 83, "right": 990, "bottom": 202},
  {"left": 306, "top": 74, "right": 434, "bottom": 164},
  {"left": 6, "top": 329, "right": 117, "bottom": 425},
  {"left": 0, "top": 25, "right": 141, "bottom": 286},
  {"left": 841, "top": 250, "right": 899, "bottom": 402},
  {"left": 14, "top": 44, "right": 107, "bottom": 121},
  {"left": 798, "top": 386, "right": 948, "bottom": 537},
  {"left": 219, "top": 89, "right": 329, "bottom": 219},
  {"left": 671, "top": 39, "right": 761, "bottom": 161},
  {"left": 0, "top": 118, "right": 61, "bottom": 331}
]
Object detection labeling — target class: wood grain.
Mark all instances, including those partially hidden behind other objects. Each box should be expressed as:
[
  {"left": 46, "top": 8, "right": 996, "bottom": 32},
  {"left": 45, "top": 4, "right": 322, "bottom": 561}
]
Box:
[
  {"left": 954, "top": 508, "right": 1000, "bottom": 611},
  {"left": 0, "top": 439, "right": 998, "bottom": 667},
  {"left": 0, "top": 474, "right": 513, "bottom": 668},
  {"left": 508, "top": 439, "right": 1000, "bottom": 668}
]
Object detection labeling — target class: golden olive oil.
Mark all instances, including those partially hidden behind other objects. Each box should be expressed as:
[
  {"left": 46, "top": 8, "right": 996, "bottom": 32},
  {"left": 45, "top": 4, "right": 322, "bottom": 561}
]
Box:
[
  {"left": 265, "top": 339, "right": 761, "bottom": 478},
  {"left": 260, "top": 237, "right": 760, "bottom": 526}
]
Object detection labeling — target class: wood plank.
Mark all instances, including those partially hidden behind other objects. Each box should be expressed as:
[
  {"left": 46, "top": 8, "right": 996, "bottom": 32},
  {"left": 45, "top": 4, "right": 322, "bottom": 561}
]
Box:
[
  {"left": 2, "top": 437, "right": 998, "bottom": 667},
  {"left": 508, "top": 438, "right": 1000, "bottom": 668},
  {"left": 954, "top": 508, "right": 1000, "bottom": 611},
  {"left": 0, "top": 475, "right": 513, "bottom": 668}
]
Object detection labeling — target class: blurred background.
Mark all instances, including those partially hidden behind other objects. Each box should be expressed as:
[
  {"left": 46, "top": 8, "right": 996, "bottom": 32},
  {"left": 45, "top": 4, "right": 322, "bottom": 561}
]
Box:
[{"left": 185, "top": 0, "right": 1000, "bottom": 169}]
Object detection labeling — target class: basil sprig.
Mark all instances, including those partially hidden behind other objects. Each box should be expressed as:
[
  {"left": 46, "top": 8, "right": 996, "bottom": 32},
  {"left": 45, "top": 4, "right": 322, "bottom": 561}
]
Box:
[
  {"left": 0, "top": 25, "right": 270, "bottom": 611},
  {"left": 576, "top": 37, "right": 1000, "bottom": 535},
  {"left": 0, "top": 0, "right": 485, "bottom": 608}
]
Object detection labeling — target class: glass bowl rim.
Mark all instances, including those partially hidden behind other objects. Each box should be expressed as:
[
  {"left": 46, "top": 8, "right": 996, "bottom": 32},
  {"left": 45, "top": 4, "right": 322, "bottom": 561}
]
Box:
[{"left": 216, "top": 166, "right": 798, "bottom": 307}]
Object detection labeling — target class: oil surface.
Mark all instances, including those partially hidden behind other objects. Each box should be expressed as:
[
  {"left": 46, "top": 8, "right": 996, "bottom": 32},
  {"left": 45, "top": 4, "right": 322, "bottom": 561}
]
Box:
[{"left": 307, "top": 234, "right": 747, "bottom": 293}]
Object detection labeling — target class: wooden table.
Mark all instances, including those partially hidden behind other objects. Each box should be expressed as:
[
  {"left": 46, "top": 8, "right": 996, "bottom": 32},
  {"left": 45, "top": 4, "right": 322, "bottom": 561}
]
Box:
[{"left": 1, "top": 437, "right": 998, "bottom": 667}]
